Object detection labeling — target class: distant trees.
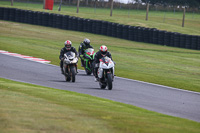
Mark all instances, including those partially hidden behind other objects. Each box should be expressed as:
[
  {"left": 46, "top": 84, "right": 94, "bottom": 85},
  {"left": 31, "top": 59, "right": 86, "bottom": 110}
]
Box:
[{"left": 140, "top": 0, "right": 200, "bottom": 7}]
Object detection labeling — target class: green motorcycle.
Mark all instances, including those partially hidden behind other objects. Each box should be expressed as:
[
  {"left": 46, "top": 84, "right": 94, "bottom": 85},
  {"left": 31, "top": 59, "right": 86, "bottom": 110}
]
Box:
[{"left": 82, "top": 48, "right": 96, "bottom": 75}]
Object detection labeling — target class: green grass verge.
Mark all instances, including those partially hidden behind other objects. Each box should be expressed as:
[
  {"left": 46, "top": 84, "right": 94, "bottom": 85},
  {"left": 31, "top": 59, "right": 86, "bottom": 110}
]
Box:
[
  {"left": 0, "top": 20, "right": 200, "bottom": 92},
  {"left": 0, "top": 78, "right": 200, "bottom": 133},
  {"left": 0, "top": 1, "right": 200, "bottom": 35}
]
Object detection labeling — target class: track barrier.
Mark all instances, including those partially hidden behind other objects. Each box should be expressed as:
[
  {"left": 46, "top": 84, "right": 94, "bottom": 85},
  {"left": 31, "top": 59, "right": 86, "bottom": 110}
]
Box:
[{"left": 0, "top": 7, "right": 199, "bottom": 50}]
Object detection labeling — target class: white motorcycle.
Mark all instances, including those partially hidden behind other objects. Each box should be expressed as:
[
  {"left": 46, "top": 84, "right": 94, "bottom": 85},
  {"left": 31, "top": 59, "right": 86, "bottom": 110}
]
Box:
[
  {"left": 63, "top": 51, "right": 78, "bottom": 82},
  {"left": 97, "top": 56, "right": 115, "bottom": 90}
]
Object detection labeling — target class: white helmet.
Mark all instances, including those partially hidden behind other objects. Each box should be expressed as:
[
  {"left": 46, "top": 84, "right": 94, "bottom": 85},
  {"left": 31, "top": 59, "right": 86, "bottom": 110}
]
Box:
[
  {"left": 100, "top": 45, "right": 107, "bottom": 55},
  {"left": 84, "top": 38, "right": 90, "bottom": 46},
  {"left": 64, "top": 40, "right": 72, "bottom": 50}
]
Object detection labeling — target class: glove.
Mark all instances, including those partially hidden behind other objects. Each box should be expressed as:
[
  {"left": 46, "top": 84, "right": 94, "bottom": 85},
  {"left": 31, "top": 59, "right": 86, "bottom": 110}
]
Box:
[
  {"left": 80, "top": 54, "right": 84, "bottom": 59},
  {"left": 61, "top": 57, "right": 64, "bottom": 61}
]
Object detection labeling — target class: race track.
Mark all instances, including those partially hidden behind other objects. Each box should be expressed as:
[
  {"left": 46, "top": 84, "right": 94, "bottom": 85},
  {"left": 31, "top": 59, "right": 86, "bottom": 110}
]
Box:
[{"left": 0, "top": 53, "right": 200, "bottom": 122}]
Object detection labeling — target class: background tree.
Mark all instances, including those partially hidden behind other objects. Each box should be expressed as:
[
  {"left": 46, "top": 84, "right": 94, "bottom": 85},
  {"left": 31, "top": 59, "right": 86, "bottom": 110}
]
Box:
[{"left": 140, "top": 0, "right": 200, "bottom": 7}]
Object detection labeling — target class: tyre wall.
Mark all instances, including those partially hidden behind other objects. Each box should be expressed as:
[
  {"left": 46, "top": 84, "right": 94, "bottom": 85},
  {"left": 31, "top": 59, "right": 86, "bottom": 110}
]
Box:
[{"left": 0, "top": 7, "right": 199, "bottom": 50}]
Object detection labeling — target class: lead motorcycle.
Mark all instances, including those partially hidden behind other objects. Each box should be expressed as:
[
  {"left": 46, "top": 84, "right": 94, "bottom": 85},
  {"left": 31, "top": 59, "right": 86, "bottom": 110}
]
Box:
[
  {"left": 83, "top": 48, "right": 96, "bottom": 75},
  {"left": 63, "top": 51, "right": 78, "bottom": 82},
  {"left": 97, "top": 56, "right": 115, "bottom": 90}
]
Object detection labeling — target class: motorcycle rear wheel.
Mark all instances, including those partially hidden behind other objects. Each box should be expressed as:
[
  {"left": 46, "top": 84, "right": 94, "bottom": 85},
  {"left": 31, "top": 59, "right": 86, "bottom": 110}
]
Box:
[
  {"left": 99, "top": 82, "right": 106, "bottom": 89},
  {"left": 65, "top": 75, "right": 71, "bottom": 82},
  {"left": 85, "top": 68, "right": 92, "bottom": 75}
]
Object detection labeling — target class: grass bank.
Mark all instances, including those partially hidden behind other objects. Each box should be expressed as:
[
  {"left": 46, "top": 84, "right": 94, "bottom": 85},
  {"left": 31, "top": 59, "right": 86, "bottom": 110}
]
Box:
[
  {"left": 0, "top": 21, "right": 200, "bottom": 92},
  {"left": 0, "top": 78, "right": 200, "bottom": 133},
  {"left": 0, "top": 1, "right": 200, "bottom": 35}
]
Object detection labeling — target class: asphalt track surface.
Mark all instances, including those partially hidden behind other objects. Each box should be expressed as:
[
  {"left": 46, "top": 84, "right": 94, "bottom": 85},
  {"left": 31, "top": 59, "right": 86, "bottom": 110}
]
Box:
[{"left": 1, "top": 53, "right": 200, "bottom": 122}]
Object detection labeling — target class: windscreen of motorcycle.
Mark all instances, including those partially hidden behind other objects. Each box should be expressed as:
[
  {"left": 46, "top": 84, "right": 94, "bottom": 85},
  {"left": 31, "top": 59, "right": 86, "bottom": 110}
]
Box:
[
  {"left": 64, "top": 51, "right": 75, "bottom": 60},
  {"left": 85, "top": 48, "right": 94, "bottom": 56},
  {"left": 99, "top": 56, "right": 114, "bottom": 68}
]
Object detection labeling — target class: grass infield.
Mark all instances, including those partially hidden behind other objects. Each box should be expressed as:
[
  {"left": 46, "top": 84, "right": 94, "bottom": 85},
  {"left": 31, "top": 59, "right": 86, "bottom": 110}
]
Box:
[{"left": 0, "top": 78, "right": 200, "bottom": 133}]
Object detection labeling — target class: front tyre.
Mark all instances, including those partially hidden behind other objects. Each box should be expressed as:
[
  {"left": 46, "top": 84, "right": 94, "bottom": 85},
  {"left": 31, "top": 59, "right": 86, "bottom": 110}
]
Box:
[
  {"left": 70, "top": 66, "right": 76, "bottom": 82},
  {"left": 107, "top": 73, "right": 113, "bottom": 90},
  {"left": 84, "top": 61, "right": 92, "bottom": 75},
  {"left": 64, "top": 66, "right": 71, "bottom": 82}
]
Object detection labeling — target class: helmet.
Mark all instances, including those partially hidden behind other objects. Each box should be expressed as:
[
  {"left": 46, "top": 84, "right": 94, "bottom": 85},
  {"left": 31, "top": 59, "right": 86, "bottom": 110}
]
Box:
[
  {"left": 64, "top": 40, "right": 72, "bottom": 50},
  {"left": 83, "top": 38, "right": 90, "bottom": 46},
  {"left": 100, "top": 45, "right": 107, "bottom": 55}
]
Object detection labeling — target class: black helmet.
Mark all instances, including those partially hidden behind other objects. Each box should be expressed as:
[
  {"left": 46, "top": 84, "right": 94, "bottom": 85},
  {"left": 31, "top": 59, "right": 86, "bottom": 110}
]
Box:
[{"left": 84, "top": 38, "right": 90, "bottom": 46}]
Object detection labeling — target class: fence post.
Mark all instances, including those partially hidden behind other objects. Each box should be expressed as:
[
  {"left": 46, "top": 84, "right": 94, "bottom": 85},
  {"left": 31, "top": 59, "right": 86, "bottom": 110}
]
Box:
[
  {"left": 11, "top": 0, "right": 14, "bottom": 6},
  {"left": 110, "top": 0, "right": 113, "bottom": 17},
  {"left": 146, "top": 2, "right": 149, "bottom": 21},
  {"left": 76, "top": 0, "right": 80, "bottom": 13},
  {"left": 58, "top": 0, "right": 62, "bottom": 11},
  {"left": 43, "top": 0, "right": 45, "bottom": 9},
  {"left": 182, "top": 7, "right": 185, "bottom": 27}
]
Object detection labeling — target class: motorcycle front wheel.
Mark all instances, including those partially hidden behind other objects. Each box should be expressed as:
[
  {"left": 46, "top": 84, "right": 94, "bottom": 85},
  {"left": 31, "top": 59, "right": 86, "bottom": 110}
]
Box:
[
  {"left": 70, "top": 66, "right": 76, "bottom": 82},
  {"left": 107, "top": 73, "right": 113, "bottom": 90},
  {"left": 64, "top": 66, "right": 71, "bottom": 82}
]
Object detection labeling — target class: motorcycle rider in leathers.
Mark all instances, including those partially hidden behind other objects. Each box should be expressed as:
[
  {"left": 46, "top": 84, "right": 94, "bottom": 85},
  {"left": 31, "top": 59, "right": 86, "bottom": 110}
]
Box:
[
  {"left": 59, "top": 40, "right": 78, "bottom": 74},
  {"left": 78, "top": 38, "right": 93, "bottom": 67},
  {"left": 93, "top": 45, "right": 113, "bottom": 81}
]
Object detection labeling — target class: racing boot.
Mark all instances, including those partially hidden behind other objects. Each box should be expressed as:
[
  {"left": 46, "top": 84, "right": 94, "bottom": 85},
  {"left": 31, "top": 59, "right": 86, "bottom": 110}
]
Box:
[
  {"left": 76, "top": 65, "right": 78, "bottom": 74},
  {"left": 94, "top": 77, "right": 99, "bottom": 82},
  {"left": 81, "top": 59, "right": 85, "bottom": 67},
  {"left": 94, "top": 69, "right": 99, "bottom": 82},
  {"left": 61, "top": 68, "right": 64, "bottom": 74}
]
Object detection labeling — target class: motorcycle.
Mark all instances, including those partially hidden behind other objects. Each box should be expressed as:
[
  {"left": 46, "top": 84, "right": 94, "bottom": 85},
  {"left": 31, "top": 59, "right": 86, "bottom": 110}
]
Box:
[
  {"left": 97, "top": 56, "right": 115, "bottom": 90},
  {"left": 63, "top": 51, "right": 78, "bottom": 82},
  {"left": 83, "top": 48, "right": 96, "bottom": 75}
]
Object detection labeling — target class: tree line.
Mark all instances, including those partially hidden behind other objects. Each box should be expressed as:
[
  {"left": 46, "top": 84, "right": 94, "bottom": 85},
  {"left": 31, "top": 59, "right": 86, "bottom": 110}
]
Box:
[
  {"left": 10, "top": 0, "right": 200, "bottom": 11},
  {"left": 137, "top": 0, "right": 200, "bottom": 8}
]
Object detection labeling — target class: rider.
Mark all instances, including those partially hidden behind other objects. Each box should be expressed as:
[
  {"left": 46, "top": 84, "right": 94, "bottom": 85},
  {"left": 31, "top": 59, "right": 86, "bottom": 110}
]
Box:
[
  {"left": 93, "top": 45, "right": 113, "bottom": 81},
  {"left": 78, "top": 38, "right": 93, "bottom": 67},
  {"left": 59, "top": 40, "right": 78, "bottom": 74}
]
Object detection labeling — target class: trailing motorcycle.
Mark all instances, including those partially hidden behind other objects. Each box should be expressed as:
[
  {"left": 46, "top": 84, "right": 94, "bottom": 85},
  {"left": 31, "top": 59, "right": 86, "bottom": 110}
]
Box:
[
  {"left": 63, "top": 51, "right": 78, "bottom": 82},
  {"left": 97, "top": 56, "right": 115, "bottom": 90},
  {"left": 83, "top": 48, "right": 96, "bottom": 75}
]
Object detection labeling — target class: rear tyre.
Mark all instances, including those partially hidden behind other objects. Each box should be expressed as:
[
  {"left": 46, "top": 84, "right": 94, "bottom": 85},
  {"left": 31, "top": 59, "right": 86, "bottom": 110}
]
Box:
[
  {"left": 107, "top": 73, "right": 113, "bottom": 90},
  {"left": 85, "top": 68, "right": 92, "bottom": 75},
  {"left": 65, "top": 75, "right": 71, "bottom": 82},
  {"left": 99, "top": 82, "right": 106, "bottom": 89}
]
